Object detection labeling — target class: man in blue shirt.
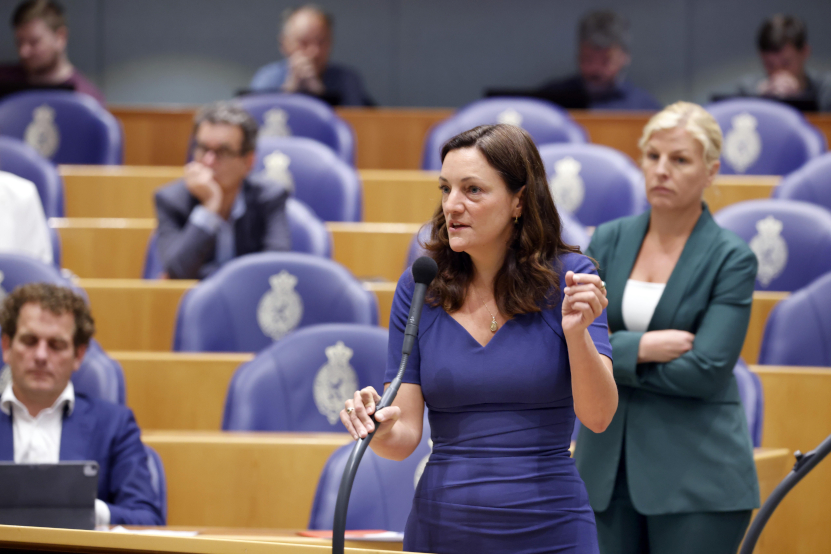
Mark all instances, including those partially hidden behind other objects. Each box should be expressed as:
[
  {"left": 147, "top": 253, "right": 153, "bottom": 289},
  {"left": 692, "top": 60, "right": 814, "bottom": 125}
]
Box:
[
  {"left": 536, "top": 10, "right": 661, "bottom": 111},
  {"left": 249, "top": 5, "right": 373, "bottom": 107}
]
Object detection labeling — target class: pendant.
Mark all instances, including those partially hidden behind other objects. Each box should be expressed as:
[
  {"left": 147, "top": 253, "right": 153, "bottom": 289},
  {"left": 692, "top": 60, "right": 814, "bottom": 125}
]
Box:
[{"left": 490, "top": 318, "right": 498, "bottom": 333}]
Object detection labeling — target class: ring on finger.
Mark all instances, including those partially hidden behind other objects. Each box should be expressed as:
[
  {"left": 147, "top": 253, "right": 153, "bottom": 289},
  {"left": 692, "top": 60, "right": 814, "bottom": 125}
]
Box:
[
  {"left": 346, "top": 407, "right": 354, "bottom": 415},
  {"left": 600, "top": 280, "right": 607, "bottom": 293}
]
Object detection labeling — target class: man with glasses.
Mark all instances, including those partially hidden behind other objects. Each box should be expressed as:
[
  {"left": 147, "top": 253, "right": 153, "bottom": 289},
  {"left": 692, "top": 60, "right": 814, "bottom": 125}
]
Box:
[{"left": 154, "top": 102, "right": 290, "bottom": 279}]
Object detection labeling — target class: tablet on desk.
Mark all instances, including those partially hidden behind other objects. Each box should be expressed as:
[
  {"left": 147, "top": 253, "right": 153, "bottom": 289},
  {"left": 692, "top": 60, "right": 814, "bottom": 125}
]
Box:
[{"left": 0, "top": 461, "right": 98, "bottom": 530}]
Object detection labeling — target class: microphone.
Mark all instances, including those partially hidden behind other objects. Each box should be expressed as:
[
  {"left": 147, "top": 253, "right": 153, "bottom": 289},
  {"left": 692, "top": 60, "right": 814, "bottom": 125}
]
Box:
[{"left": 331, "top": 256, "right": 437, "bottom": 554}]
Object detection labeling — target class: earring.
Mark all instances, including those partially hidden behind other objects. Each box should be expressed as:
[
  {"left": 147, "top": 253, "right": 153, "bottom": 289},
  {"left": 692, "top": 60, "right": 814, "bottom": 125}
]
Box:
[{"left": 514, "top": 215, "right": 520, "bottom": 224}]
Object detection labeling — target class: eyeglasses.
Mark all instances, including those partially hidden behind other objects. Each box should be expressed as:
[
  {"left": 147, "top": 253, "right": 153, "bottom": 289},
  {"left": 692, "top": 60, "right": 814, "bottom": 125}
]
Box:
[{"left": 192, "top": 142, "right": 247, "bottom": 161}]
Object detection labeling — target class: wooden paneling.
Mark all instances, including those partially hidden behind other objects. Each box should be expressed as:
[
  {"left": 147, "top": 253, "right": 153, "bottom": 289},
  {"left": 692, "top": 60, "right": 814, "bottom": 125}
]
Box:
[
  {"left": 56, "top": 219, "right": 417, "bottom": 282},
  {"left": 142, "top": 431, "right": 352, "bottom": 528},
  {"left": 116, "top": 351, "right": 252, "bottom": 430},
  {"left": 77, "top": 279, "right": 394, "bottom": 352},
  {"left": 703, "top": 175, "right": 779, "bottom": 215},
  {"left": 752, "top": 366, "right": 831, "bottom": 554},
  {"left": 742, "top": 292, "right": 788, "bottom": 365},
  {"left": 113, "top": 107, "right": 195, "bottom": 166}
]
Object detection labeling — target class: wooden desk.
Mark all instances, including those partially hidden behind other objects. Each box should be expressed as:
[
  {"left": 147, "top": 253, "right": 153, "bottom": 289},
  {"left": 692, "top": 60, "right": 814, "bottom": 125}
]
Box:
[
  {"left": 55, "top": 219, "right": 418, "bottom": 282},
  {"left": 0, "top": 523, "right": 397, "bottom": 553},
  {"left": 742, "top": 291, "right": 788, "bottom": 365},
  {"left": 141, "top": 431, "right": 353, "bottom": 529},
  {"left": 110, "top": 106, "right": 831, "bottom": 171},
  {"left": 78, "top": 279, "right": 394, "bottom": 352},
  {"left": 751, "top": 366, "right": 831, "bottom": 554},
  {"left": 115, "top": 351, "right": 253, "bottom": 430}
]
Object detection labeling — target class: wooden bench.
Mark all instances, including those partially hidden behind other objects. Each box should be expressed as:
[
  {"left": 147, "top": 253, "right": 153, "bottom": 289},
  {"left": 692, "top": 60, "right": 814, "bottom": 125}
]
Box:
[
  {"left": 59, "top": 165, "right": 774, "bottom": 223},
  {"left": 54, "top": 219, "right": 420, "bottom": 282}
]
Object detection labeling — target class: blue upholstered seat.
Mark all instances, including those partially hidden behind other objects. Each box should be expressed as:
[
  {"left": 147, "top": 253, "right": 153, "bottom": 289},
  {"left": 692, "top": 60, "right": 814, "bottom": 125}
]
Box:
[
  {"left": 422, "top": 97, "right": 587, "bottom": 170},
  {"left": 0, "top": 91, "right": 122, "bottom": 165},
  {"left": 0, "top": 136, "right": 64, "bottom": 217},
  {"left": 236, "top": 92, "right": 355, "bottom": 165},
  {"left": 173, "top": 252, "right": 377, "bottom": 352},
  {"left": 222, "top": 323, "right": 387, "bottom": 432}
]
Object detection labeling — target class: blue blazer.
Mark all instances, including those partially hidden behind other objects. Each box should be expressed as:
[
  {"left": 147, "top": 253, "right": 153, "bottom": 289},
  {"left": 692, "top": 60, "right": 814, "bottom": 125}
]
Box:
[{"left": 0, "top": 393, "right": 163, "bottom": 525}]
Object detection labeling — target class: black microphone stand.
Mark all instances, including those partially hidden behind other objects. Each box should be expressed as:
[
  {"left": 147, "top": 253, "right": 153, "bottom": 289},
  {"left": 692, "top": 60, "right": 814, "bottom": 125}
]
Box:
[{"left": 739, "top": 432, "right": 831, "bottom": 554}]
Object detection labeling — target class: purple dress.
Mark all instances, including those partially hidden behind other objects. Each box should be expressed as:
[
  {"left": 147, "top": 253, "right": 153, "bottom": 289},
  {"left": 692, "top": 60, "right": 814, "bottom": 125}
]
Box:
[{"left": 385, "top": 253, "right": 612, "bottom": 554}]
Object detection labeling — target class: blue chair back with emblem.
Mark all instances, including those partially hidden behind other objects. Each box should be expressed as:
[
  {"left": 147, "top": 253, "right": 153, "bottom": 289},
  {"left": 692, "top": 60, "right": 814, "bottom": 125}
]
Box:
[
  {"left": 0, "top": 91, "right": 123, "bottom": 165},
  {"left": 713, "top": 199, "right": 831, "bottom": 291},
  {"left": 538, "top": 143, "right": 646, "bottom": 227},
  {"left": 0, "top": 136, "right": 64, "bottom": 217},
  {"left": 421, "top": 97, "right": 588, "bottom": 170},
  {"left": 142, "top": 198, "right": 332, "bottom": 279},
  {"left": 308, "top": 411, "right": 432, "bottom": 531},
  {"left": 222, "top": 323, "right": 387, "bottom": 431},
  {"left": 705, "top": 98, "right": 826, "bottom": 176},
  {"left": 235, "top": 93, "right": 355, "bottom": 165},
  {"left": 773, "top": 151, "right": 831, "bottom": 213},
  {"left": 733, "top": 358, "right": 763, "bottom": 447},
  {"left": 758, "top": 271, "right": 831, "bottom": 367},
  {"left": 253, "top": 136, "right": 361, "bottom": 222},
  {"left": 173, "top": 252, "right": 377, "bottom": 352}
]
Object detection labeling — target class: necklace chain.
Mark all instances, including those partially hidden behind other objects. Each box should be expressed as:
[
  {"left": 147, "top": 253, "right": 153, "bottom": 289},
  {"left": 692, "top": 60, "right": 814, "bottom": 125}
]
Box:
[{"left": 472, "top": 286, "right": 498, "bottom": 333}]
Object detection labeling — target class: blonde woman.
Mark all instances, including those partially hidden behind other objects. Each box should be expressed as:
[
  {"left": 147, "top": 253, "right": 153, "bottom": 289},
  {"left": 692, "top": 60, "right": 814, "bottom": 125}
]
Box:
[{"left": 575, "top": 102, "right": 759, "bottom": 554}]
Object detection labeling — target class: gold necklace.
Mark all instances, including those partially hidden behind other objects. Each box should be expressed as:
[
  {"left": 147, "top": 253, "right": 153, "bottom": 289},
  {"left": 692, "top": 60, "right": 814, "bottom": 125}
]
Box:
[{"left": 472, "top": 286, "right": 498, "bottom": 333}]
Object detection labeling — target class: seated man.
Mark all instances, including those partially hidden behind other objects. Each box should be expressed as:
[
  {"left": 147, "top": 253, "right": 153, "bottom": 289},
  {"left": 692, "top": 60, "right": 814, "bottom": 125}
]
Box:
[
  {"left": 0, "top": 170, "right": 53, "bottom": 265},
  {"left": 536, "top": 10, "right": 660, "bottom": 110},
  {"left": 0, "top": 0, "right": 104, "bottom": 104},
  {"left": 0, "top": 283, "right": 162, "bottom": 525},
  {"left": 726, "top": 14, "right": 830, "bottom": 111},
  {"left": 154, "top": 102, "right": 290, "bottom": 280},
  {"left": 249, "top": 4, "right": 374, "bottom": 106}
]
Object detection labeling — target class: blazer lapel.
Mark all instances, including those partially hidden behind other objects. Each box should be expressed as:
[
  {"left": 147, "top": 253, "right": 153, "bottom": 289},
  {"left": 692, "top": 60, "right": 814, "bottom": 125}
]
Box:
[
  {"left": 59, "top": 397, "right": 93, "bottom": 461},
  {"left": 606, "top": 211, "right": 650, "bottom": 331},
  {"left": 0, "top": 411, "right": 13, "bottom": 460},
  {"left": 648, "top": 205, "right": 721, "bottom": 331}
]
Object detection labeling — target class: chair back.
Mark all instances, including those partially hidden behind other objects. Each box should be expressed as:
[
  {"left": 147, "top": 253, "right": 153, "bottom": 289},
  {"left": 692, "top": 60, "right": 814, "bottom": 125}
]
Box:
[
  {"left": 236, "top": 92, "right": 355, "bottom": 164},
  {"left": 705, "top": 98, "right": 825, "bottom": 175},
  {"left": 714, "top": 199, "right": 831, "bottom": 291},
  {"left": 144, "top": 445, "right": 168, "bottom": 524},
  {"left": 774, "top": 152, "right": 831, "bottom": 213},
  {"left": 0, "top": 253, "right": 65, "bottom": 297},
  {"left": 70, "top": 340, "right": 126, "bottom": 405},
  {"left": 538, "top": 143, "right": 646, "bottom": 227},
  {"left": 733, "top": 358, "right": 764, "bottom": 447},
  {"left": 422, "top": 97, "right": 588, "bottom": 170},
  {"left": 254, "top": 136, "right": 362, "bottom": 221},
  {"left": 142, "top": 198, "right": 331, "bottom": 279},
  {"left": 173, "top": 252, "right": 377, "bottom": 352},
  {"left": 308, "top": 412, "right": 432, "bottom": 531},
  {"left": 759, "top": 271, "right": 831, "bottom": 367},
  {"left": 0, "top": 136, "right": 64, "bottom": 217},
  {"left": 222, "top": 323, "right": 387, "bottom": 431},
  {"left": 0, "top": 91, "right": 122, "bottom": 165}
]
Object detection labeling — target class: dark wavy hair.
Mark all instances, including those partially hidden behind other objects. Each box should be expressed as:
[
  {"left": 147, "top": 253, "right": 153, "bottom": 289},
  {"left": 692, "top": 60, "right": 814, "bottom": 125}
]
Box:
[{"left": 424, "top": 124, "right": 580, "bottom": 317}]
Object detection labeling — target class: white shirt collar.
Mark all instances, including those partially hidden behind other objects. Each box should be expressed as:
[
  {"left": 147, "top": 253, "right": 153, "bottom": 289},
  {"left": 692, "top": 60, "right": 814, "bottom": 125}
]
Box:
[{"left": 0, "top": 380, "right": 75, "bottom": 418}]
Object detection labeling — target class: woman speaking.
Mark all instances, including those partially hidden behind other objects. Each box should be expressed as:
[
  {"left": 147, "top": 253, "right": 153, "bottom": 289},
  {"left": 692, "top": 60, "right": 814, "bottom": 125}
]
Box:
[
  {"left": 341, "top": 124, "right": 618, "bottom": 553},
  {"left": 575, "top": 102, "right": 760, "bottom": 554}
]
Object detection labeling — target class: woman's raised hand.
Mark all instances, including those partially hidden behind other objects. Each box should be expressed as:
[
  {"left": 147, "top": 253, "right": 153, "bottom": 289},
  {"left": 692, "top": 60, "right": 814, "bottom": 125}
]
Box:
[
  {"left": 562, "top": 271, "right": 608, "bottom": 335},
  {"left": 340, "top": 386, "right": 402, "bottom": 441}
]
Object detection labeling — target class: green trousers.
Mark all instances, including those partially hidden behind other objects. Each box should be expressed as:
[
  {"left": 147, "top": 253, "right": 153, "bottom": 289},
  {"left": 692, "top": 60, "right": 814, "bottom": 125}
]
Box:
[{"left": 595, "top": 454, "right": 752, "bottom": 554}]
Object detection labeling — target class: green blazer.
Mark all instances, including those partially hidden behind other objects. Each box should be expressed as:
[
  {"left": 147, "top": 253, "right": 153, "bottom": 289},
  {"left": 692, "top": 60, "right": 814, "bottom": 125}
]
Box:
[{"left": 574, "top": 205, "right": 760, "bottom": 515}]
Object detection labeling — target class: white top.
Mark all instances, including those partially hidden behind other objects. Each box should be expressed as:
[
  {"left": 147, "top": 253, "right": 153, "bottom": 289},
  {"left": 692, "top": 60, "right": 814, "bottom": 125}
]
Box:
[
  {"left": 621, "top": 279, "right": 667, "bottom": 333},
  {"left": 0, "top": 381, "right": 109, "bottom": 525},
  {"left": 0, "top": 171, "right": 53, "bottom": 265}
]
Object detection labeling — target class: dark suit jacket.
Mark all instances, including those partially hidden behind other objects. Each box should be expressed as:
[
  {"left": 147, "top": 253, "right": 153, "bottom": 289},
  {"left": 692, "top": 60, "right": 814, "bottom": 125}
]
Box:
[
  {"left": 574, "top": 205, "right": 760, "bottom": 515},
  {"left": 154, "top": 174, "right": 290, "bottom": 279},
  {"left": 0, "top": 393, "right": 163, "bottom": 525}
]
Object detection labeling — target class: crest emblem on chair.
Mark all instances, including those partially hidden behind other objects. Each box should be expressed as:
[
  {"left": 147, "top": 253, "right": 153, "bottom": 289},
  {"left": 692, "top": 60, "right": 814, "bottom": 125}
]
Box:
[
  {"left": 496, "top": 109, "right": 523, "bottom": 127},
  {"left": 261, "top": 108, "right": 292, "bottom": 137},
  {"left": 749, "top": 215, "right": 788, "bottom": 287},
  {"left": 413, "top": 438, "right": 433, "bottom": 489},
  {"left": 24, "top": 105, "right": 60, "bottom": 159},
  {"left": 548, "top": 156, "right": 585, "bottom": 213},
  {"left": 263, "top": 150, "right": 295, "bottom": 193},
  {"left": 723, "top": 113, "right": 761, "bottom": 174},
  {"left": 256, "top": 271, "right": 304, "bottom": 340},
  {"left": 313, "top": 341, "right": 359, "bottom": 425}
]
